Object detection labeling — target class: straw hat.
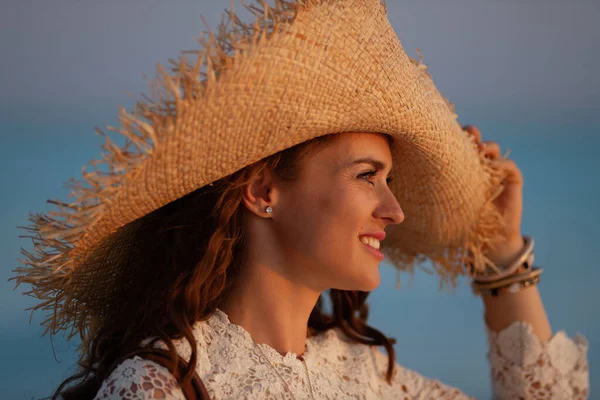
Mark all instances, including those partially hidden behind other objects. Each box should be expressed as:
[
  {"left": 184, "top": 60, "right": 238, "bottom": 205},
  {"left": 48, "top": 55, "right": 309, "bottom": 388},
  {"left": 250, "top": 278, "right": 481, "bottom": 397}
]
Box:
[{"left": 14, "top": 0, "right": 507, "bottom": 342}]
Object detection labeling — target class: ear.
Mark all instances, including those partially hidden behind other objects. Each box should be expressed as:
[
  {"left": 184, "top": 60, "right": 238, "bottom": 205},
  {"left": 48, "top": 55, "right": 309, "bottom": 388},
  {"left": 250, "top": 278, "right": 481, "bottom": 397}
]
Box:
[{"left": 242, "top": 167, "right": 279, "bottom": 218}]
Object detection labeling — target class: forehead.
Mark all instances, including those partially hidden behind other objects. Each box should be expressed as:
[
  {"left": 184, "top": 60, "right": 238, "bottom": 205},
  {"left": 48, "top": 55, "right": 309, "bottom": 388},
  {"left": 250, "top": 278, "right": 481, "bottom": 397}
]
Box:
[{"left": 319, "top": 132, "right": 392, "bottom": 161}]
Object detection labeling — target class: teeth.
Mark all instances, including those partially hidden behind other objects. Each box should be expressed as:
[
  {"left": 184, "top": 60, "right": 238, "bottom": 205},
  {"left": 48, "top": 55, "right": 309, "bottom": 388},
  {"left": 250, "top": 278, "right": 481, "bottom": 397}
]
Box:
[{"left": 359, "top": 236, "right": 380, "bottom": 249}]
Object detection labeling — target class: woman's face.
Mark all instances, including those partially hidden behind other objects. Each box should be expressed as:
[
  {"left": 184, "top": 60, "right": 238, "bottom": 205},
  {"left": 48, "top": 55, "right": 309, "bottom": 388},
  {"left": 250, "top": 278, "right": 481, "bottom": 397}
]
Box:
[{"left": 272, "top": 132, "right": 404, "bottom": 292}]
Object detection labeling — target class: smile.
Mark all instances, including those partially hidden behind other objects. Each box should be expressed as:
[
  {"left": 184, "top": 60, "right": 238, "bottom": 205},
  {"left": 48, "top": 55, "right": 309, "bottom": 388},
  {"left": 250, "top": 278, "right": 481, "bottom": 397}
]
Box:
[
  {"left": 359, "top": 236, "right": 384, "bottom": 261},
  {"left": 359, "top": 236, "right": 380, "bottom": 249}
]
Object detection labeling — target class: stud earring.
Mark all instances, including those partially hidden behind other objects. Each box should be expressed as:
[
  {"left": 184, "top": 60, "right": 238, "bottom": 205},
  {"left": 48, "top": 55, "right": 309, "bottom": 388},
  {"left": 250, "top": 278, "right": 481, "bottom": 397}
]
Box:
[{"left": 265, "top": 206, "right": 273, "bottom": 214}]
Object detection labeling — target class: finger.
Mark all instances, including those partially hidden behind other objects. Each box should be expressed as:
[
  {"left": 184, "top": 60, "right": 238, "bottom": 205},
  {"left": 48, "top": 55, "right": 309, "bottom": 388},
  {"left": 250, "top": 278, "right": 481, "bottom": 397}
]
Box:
[
  {"left": 481, "top": 141, "right": 501, "bottom": 159},
  {"left": 491, "top": 158, "right": 524, "bottom": 185},
  {"left": 463, "top": 125, "right": 482, "bottom": 143},
  {"left": 462, "top": 125, "right": 482, "bottom": 144}
]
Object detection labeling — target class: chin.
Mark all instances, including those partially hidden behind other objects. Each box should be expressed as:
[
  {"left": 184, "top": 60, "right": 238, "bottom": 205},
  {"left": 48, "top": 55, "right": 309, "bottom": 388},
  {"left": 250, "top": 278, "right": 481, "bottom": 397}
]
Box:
[
  {"left": 359, "top": 261, "right": 382, "bottom": 291},
  {"left": 361, "top": 276, "right": 381, "bottom": 292},
  {"left": 340, "top": 271, "right": 381, "bottom": 292}
]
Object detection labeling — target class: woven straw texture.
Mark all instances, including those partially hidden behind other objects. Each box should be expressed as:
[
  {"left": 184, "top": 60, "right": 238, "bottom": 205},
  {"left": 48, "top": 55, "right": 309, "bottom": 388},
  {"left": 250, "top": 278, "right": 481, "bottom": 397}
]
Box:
[{"left": 14, "top": 0, "right": 507, "bottom": 343}]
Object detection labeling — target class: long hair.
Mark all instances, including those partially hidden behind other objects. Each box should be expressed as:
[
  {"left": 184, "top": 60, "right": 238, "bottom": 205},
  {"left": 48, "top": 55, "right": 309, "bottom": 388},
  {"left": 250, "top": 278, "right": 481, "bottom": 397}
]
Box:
[{"left": 52, "top": 133, "right": 397, "bottom": 399}]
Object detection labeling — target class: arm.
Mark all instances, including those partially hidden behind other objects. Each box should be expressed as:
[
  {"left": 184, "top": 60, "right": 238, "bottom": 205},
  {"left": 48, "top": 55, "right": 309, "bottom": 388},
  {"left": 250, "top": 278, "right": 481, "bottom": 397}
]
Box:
[
  {"left": 482, "top": 239, "right": 552, "bottom": 341},
  {"left": 482, "top": 241, "right": 589, "bottom": 399},
  {"left": 462, "top": 125, "right": 589, "bottom": 399},
  {"left": 93, "top": 357, "right": 186, "bottom": 400},
  {"left": 481, "top": 279, "right": 589, "bottom": 399},
  {"left": 484, "top": 285, "right": 551, "bottom": 339}
]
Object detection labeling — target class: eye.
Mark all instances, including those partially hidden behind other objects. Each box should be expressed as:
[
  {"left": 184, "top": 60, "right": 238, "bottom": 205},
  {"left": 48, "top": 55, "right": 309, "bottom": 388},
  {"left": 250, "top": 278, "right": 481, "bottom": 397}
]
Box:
[
  {"left": 358, "top": 170, "right": 378, "bottom": 185},
  {"left": 358, "top": 170, "right": 394, "bottom": 186}
]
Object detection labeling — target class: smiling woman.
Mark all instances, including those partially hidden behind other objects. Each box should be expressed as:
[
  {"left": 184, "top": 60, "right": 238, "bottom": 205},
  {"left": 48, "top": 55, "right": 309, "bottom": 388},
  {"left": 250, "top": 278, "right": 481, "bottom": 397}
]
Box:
[
  {"left": 12, "top": 0, "right": 588, "bottom": 399},
  {"left": 49, "top": 132, "right": 406, "bottom": 399}
]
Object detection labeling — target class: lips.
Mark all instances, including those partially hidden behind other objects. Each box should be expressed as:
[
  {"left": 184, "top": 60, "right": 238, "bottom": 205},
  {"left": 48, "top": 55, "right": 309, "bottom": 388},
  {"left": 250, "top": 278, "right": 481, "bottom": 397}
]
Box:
[
  {"left": 358, "top": 232, "right": 386, "bottom": 261},
  {"left": 359, "top": 231, "right": 386, "bottom": 241}
]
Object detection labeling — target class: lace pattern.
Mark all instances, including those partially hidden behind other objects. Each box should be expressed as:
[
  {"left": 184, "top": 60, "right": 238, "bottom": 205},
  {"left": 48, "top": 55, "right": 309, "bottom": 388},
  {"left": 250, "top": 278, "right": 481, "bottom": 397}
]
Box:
[
  {"left": 94, "top": 357, "right": 185, "bottom": 399},
  {"left": 487, "top": 321, "right": 589, "bottom": 399},
  {"left": 94, "top": 309, "right": 589, "bottom": 399}
]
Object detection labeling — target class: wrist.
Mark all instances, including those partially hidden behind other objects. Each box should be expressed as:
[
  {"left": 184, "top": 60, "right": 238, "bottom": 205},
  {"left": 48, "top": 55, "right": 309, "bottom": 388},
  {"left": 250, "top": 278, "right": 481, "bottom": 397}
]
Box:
[
  {"left": 472, "top": 235, "right": 539, "bottom": 296},
  {"left": 486, "top": 235, "right": 524, "bottom": 267}
]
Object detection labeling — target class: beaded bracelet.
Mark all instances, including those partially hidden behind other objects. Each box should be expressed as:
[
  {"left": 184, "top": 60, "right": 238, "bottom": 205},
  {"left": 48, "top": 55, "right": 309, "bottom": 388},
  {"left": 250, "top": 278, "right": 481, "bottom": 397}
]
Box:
[
  {"left": 471, "top": 267, "right": 543, "bottom": 297},
  {"left": 470, "top": 235, "right": 543, "bottom": 297},
  {"left": 474, "top": 235, "right": 535, "bottom": 283}
]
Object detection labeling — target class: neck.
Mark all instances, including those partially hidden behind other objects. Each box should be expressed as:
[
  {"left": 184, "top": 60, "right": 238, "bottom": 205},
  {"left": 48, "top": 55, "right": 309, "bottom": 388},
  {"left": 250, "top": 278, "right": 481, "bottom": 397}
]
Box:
[{"left": 217, "top": 260, "right": 320, "bottom": 358}]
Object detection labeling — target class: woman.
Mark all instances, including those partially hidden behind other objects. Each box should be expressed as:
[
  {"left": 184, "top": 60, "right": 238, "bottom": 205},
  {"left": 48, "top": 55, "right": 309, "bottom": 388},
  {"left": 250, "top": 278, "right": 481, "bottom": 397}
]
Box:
[{"left": 14, "top": 0, "right": 588, "bottom": 399}]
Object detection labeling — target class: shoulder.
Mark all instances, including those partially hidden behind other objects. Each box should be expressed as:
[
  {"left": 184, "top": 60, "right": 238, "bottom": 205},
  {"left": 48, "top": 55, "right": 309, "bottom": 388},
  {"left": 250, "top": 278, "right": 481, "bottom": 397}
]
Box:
[
  {"left": 314, "top": 329, "right": 473, "bottom": 399},
  {"left": 93, "top": 356, "right": 186, "bottom": 400},
  {"left": 368, "top": 344, "right": 474, "bottom": 399},
  {"left": 94, "top": 319, "right": 215, "bottom": 399}
]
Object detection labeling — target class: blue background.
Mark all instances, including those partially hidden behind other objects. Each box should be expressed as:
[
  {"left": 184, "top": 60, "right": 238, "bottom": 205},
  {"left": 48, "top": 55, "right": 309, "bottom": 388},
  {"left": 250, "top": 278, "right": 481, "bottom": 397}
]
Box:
[{"left": 1, "top": 1, "right": 598, "bottom": 398}]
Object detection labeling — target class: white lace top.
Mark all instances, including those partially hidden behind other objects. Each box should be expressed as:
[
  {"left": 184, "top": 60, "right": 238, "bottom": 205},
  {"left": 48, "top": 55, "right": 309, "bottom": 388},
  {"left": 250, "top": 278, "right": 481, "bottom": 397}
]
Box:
[{"left": 94, "top": 308, "right": 589, "bottom": 399}]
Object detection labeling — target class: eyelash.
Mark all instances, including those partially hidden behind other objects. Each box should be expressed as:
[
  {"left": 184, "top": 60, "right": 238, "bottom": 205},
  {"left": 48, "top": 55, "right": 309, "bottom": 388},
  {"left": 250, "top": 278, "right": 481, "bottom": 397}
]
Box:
[{"left": 358, "top": 170, "right": 393, "bottom": 186}]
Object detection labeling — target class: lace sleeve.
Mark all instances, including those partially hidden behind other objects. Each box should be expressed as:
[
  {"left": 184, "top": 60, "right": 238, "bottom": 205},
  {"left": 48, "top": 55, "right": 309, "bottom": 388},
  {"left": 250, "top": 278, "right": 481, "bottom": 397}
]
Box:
[
  {"left": 369, "top": 320, "right": 589, "bottom": 400},
  {"left": 93, "top": 356, "right": 186, "bottom": 400},
  {"left": 487, "top": 321, "right": 589, "bottom": 399}
]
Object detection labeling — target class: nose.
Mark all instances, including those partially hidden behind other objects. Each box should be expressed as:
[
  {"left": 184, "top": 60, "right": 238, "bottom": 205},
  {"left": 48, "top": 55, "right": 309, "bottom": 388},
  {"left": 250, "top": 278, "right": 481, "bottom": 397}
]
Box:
[{"left": 374, "top": 185, "right": 404, "bottom": 225}]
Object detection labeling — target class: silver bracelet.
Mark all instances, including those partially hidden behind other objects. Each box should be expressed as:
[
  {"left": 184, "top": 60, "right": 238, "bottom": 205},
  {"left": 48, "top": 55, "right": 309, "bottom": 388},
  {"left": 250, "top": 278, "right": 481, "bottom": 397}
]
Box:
[{"left": 474, "top": 235, "right": 535, "bottom": 283}]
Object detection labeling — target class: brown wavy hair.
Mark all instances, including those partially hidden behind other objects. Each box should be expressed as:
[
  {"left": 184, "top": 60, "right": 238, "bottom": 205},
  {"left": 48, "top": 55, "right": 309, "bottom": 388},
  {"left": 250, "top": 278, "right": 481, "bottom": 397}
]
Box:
[{"left": 51, "top": 133, "right": 397, "bottom": 399}]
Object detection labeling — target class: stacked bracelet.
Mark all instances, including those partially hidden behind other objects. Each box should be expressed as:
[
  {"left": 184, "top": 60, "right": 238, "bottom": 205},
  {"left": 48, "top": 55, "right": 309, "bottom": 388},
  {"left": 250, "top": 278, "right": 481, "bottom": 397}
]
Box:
[
  {"left": 471, "top": 235, "right": 543, "bottom": 297},
  {"left": 475, "top": 236, "right": 535, "bottom": 282},
  {"left": 471, "top": 267, "right": 543, "bottom": 297}
]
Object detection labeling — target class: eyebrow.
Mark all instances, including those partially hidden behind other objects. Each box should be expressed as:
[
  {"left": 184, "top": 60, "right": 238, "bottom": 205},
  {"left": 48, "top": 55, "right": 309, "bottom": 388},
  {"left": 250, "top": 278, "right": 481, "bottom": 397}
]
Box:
[
  {"left": 350, "top": 157, "right": 393, "bottom": 180},
  {"left": 351, "top": 157, "right": 389, "bottom": 171}
]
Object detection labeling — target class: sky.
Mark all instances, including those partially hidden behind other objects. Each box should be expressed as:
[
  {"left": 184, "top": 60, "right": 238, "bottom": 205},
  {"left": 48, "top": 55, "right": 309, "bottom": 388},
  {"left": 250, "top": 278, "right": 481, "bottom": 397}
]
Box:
[
  {"left": 1, "top": 1, "right": 599, "bottom": 398},
  {"left": 1, "top": 0, "right": 598, "bottom": 123}
]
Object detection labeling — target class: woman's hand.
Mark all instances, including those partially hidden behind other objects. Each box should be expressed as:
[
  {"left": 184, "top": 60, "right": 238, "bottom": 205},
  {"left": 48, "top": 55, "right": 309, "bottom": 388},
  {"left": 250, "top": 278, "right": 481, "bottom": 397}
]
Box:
[
  {"left": 463, "top": 125, "right": 525, "bottom": 267},
  {"left": 464, "top": 126, "right": 553, "bottom": 342}
]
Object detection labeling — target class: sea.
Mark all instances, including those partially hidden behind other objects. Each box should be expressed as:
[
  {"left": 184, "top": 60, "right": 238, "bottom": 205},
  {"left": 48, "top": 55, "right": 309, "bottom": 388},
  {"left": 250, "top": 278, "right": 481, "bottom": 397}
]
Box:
[{"left": 1, "top": 112, "right": 598, "bottom": 399}]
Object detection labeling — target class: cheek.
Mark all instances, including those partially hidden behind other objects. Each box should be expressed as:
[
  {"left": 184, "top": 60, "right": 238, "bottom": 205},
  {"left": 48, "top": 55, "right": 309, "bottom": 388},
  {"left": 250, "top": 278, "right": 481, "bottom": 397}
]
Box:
[
  {"left": 281, "top": 188, "right": 335, "bottom": 238},
  {"left": 275, "top": 183, "right": 380, "bottom": 289},
  {"left": 281, "top": 184, "right": 364, "bottom": 252}
]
